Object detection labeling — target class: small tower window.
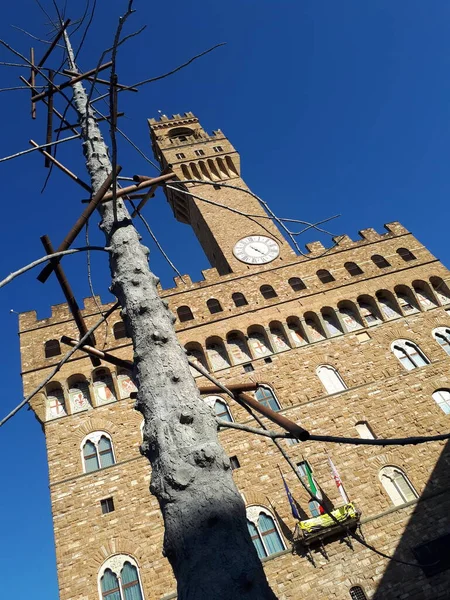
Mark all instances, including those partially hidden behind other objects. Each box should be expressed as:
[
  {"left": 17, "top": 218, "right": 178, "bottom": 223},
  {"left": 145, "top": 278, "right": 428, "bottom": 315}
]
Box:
[
  {"left": 345, "top": 262, "right": 363, "bottom": 276},
  {"left": 177, "top": 305, "right": 194, "bottom": 322},
  {"left": 355, "top": 421, "right": 375, "bottom": 439},
  {"left": 194, "top": 149, "right": 205, "bottom": 156},
  {"left": 44, "top": 339, "right": 61, "bottom": 358},
  {"left": 372, "top": 254, "right": 390, "bottom": 268},
  {"left": 232, "top": 292, "right": 248, "bottom": 307},
  {"left": 230, "top": 456, "right": 240, "bottom": 470},
  {"left": 349, "top": 586, "right": 368, "bottom": 600},
  {"left": 260, "top": 285, "right": 277, "bottom": 299},
  {"left": 317, "top": 269, "right": 335, "bottom": 284},
  {"left": 113, "top": 321, "right": 127, "bottom": 340},
  {"left": 207, "top": 298, "right": 223, "bottom": 314},
  {"left": 397, "top": 247, "right": 416, "bottom": 262},
  {"left": 175, "top": 152, "right": 185, "bottom": 159},
  {"left": 288, "top": 277, "right": 306, "bottom": 291},
  {"left": 213, "top": 146, "right": 223, "bottom": 152}
]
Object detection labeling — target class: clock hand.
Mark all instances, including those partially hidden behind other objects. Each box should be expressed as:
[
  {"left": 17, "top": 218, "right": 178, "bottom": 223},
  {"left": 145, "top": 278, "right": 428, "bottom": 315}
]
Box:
[{"left": 250, "top": 246, "right": 265, "bottom": 255}]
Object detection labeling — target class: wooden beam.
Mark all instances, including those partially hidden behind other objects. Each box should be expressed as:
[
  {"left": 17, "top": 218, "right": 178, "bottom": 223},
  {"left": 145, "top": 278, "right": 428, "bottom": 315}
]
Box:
[
  {"left": 20, "top": 76, "right": 79, "bottom": 136},
  {"left": 62, "top": 69, "right": 138, "bottom": 91},
  {"left": 29, "top": 139, "right": 91, "bottom": 192},
  {"left": 41, "top": 235, "right": 100, "bottom": 367},
  {"left": 37, "top": 168, "right": 121, "bottom": 283},
  {"left": 198, "top": 383, "right": 258, "bottom": 394},
  {"left": 61, "top": 336, "right": 133, "bottom": 370},
  {"left": 81, "top": 172, "right": 175, "bottom": 204},
  {"left": 45, "top": 70, "right": 54, "bottom": 168},
  {"left": 36, "top": 19, "right": 71, "bottom": 69},
  {"left": 55, "top": 112, "right": 125, "bottom": 133},
  {"left": 30, "top": 47, "right": 36, "bottom": 119},
  {"left": 31, "top": 61, "right": 113, "bottom": 102}
]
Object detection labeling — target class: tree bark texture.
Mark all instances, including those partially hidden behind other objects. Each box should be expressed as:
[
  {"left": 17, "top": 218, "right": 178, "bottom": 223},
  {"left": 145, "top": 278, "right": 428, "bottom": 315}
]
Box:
[{"left": 65, "top": 36, "right": 277, "bottom": 600}]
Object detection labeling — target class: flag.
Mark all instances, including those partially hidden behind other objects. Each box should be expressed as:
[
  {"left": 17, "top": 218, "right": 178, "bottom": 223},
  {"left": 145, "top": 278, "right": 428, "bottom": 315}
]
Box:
[
  {"left": 278, "top": 465, "right": 300, "bottom": 520},
  {"left": 303, "top": 460, "right": 325, "bottom": 514},
  {"left": 327, "top": 454, "right": 349, "bottom": 504}
]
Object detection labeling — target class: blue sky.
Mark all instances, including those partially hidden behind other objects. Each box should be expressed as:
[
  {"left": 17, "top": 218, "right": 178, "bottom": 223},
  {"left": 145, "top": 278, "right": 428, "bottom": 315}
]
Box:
[{"left": 1, "top": 1, "right": 450, "bottom": 598}]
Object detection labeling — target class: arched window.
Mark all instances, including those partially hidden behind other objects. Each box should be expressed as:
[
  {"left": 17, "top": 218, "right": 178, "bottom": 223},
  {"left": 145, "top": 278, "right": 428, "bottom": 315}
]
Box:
[
  {"left": 289, "top": 277, "right": 306, "bottom": 292},
  {"left": 345, "top": 262, "right": 363, "bottom": 276},
  {"left": 227, "top": 332, "right": 252, "bottom": 364},
  {"left": 349, "top": 586, "right": 368, "bottom": 600},
  {"left": 372, "top": 255, "right": 390, "bottom": 269},
  {"left": 391, "top": 339, "right": 429, "bottom": 370},
  {"left": 432, "top": 389, "right": 450, "bottom": 414},
  {"left": 45, "top": 339, "right": 61, "bottom": 358},
  {"left": 232, "top": 292, "right": 248, "bottom": 307},
  {"left": 99, "top": 555, "right": 144, "bottom": 600},
  {"left": 269, "top": 322, "right": 291, "bottom": 351},
  {"left": 68, "top": 376, "right": 92, "bottom": 413},
  {"left": 308, "top": 499, "right": 321, "bottom": 518},
  {"left": 260, "top": 285, "right": 277, "bottom": 300},
  {"left": 203, "top": 395, "right": 233, "bottom": 422},
  {"left": 207, "top": 298, "right": 223, "bottom": 314},
  {"left": 376, "top": 291, "right": 401, "bottom": 320},
  {"left": 355, "top": 421, "right": 375, "bottom": 439},
  {"left": 93, "top": 368, "right": 117, "bottom": 406},
  {"left": 317, "top": 269, "right": 335, "bottom": 284},
  {"left": 322, "top": 309, "right": 343, "bottom": 337},
  {"left": 397, "top": 248, "right": 416, "bottom": 262},
  {"left": 433, "top": 327, "right": 450, "bottom": 355},
  {"left": 206, "top": 338, "right": 230, "bottom": 370},
  {"left": 116, "top": 369, "right": 137, "bottom": 398},
  {"left": 82, "top": 432, "right": 115, "bottom": 473},
  {"left": 430, "top": 277, "right": 450, "bottom": 305},
  {"left": 358, "top": 301, "right": 381, "bottom": 326},
  {"left": 379, "top": 466, "right": 418, "bottom": 506},
  {"left": 248, "top": 327, "right": 272, "bottom": 357},
  {"left": 46, "top": 383, "right": 66, "bottom": 420},
  {"left": 177, "top": 305, "right": 194, "bottom": 322},
  {"left": 246, "top": 506, "right": 285, "bottom": 559},
  {"left": 113, "top": 321, "right": 127, "bottom": 340},
  {"left": 317, "top": 365, "right": 347, "bottom": 394},
  {"left": 255, "top": 385, "right": 280, "bottom": 411}
]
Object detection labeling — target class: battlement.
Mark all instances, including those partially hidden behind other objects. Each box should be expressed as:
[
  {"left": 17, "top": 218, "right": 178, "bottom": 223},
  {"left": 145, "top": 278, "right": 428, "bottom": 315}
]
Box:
[{"left": 17, "top": 222, "right": 415, "bottom": 330}]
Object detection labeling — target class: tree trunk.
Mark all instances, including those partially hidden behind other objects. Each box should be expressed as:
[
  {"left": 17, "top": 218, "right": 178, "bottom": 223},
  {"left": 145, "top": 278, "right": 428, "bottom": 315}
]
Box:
[{"left": 64, "top": 35, "right": 277, "bottom": 600}]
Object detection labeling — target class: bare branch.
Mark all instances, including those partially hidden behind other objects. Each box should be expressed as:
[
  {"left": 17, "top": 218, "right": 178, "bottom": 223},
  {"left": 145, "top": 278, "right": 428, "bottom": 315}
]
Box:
[
  {"left": 0, "top": 302, "right": 119, "bottom": 428},
  {"left": 0, "top": 246, "right": 108, "bottom": 290},
  {"left": 216, "top": 419, "right": 290, "bottom": 439},
  {"left": 129, "top": 200, "right": 185, "bottom": 282},
  {"left": 11, "top": 24, "right": 65, "bottom": 47},
  {"left": 124, "top": 43, "right": 226, "bottom": 90}
]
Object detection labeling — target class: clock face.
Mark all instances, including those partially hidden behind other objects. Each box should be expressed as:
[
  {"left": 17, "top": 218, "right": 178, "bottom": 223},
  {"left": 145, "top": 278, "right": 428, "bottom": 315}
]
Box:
[{"left": 233, "top": 235, "right": 280, "bottom": 265}]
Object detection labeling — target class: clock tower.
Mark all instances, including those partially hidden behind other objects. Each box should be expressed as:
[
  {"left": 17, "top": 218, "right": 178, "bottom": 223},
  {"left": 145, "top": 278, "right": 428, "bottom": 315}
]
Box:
[{"left": 148, "top": 113, "right": 297, "bottom": 274}]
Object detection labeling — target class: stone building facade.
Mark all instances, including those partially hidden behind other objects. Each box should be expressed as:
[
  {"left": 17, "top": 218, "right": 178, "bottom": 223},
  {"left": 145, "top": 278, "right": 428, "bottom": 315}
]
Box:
[{"left": 19, "top": 113, "right": 450, "bottom": 600}]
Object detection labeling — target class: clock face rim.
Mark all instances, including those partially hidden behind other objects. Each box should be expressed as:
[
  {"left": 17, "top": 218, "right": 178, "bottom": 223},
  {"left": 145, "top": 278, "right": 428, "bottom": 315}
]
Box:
[{"left": 233, "top": 235, "right": 280, "bottom": 265}]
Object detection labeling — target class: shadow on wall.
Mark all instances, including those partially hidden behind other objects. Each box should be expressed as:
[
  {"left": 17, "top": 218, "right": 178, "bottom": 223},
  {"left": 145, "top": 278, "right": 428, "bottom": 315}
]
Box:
[{"left": 372, "top": 440, "right": 450, "bottom": 600}]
